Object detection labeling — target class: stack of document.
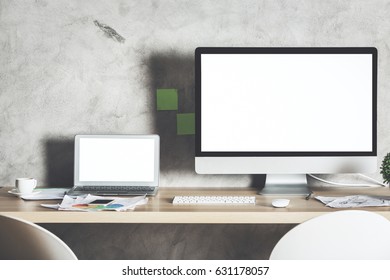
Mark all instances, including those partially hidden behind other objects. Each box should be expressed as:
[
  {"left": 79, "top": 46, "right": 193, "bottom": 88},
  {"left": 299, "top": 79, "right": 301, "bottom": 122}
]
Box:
[
  {"left": 41, "top": 194, "right": 148, "bottom": 212},
  {"left": 315, "top": 195, "right": 390, "bottom": 208}
]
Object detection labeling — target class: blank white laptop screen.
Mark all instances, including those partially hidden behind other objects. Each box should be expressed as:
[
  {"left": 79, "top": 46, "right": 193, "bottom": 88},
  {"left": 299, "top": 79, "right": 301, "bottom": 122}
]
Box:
[{"left": 78, "top": 137, "right": 156, "bottom": 182}]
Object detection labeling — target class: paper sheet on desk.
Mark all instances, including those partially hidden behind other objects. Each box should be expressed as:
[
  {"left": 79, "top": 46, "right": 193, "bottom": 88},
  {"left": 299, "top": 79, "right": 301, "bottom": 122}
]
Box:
[
  {"left": 41, "top": 194, "right": 148, "bottom": 211},
  {"left": 315, "top": 195, "right": 390, "bottom": 208}
]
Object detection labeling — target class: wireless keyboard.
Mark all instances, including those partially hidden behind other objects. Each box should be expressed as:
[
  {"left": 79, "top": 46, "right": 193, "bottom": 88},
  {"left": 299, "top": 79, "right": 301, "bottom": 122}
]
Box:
[{"left": 172, "top": 195, "right": 256, "bottom": 205}]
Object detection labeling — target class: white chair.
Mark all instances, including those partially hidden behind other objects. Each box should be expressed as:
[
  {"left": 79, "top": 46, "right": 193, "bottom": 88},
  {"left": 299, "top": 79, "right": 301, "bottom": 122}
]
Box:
[
  {"left": 0, "top": 215, "right": 77, "bottom": 260},
  {"left": 270, "top": 210, "right": 390, "bottom": 260}
]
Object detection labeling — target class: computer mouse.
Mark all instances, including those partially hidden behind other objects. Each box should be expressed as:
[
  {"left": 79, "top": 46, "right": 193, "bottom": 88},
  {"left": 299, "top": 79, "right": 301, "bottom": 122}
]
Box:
[{"left": 271, "top": 199, "right": 290, "bottom": 208}]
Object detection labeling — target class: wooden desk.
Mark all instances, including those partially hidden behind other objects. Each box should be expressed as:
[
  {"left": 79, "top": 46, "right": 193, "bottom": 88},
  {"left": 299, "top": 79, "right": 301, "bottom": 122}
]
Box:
[{"left": 1, "top": 186, "right": 390, "bottom": 224}]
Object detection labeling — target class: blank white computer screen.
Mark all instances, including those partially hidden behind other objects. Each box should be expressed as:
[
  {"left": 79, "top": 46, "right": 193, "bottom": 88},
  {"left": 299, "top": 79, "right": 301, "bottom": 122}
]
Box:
[
  {"left": 79, "top": 138, "right": 155, "bottom": 182},
  {"left": 201, "top": 53, "right": 373, "bottom": 152}
]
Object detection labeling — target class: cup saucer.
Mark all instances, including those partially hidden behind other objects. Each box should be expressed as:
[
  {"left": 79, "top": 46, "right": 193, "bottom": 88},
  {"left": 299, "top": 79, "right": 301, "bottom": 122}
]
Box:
[{"left": 8, "top": 189, "right": 41, "bottom": 197}]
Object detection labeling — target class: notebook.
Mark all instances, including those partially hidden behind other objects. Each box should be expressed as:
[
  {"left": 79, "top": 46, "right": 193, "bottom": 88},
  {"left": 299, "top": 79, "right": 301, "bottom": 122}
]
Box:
[{"left": 66, "top": 134, "right": 159, "bottom": 196}]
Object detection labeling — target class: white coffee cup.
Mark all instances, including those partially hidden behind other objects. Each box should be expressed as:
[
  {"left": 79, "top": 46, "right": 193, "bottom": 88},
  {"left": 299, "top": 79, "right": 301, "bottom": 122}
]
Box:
[{"left": 15, "top": 178, "right": 37, "bottom": 194}]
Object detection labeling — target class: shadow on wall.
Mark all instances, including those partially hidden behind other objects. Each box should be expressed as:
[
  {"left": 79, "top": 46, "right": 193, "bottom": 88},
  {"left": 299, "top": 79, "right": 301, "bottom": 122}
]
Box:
[
  {"left": 144, "top": 52, "right": 196, "bottom": 175},
  {"left": 144, "top": 51, "right": 265, "bottom": 188},
  {"left": 43, "top": 50, "right": 196, "bottom": 187},
  {"left": 39, "top": 53, "right": 263, "bottom": 188},
  {"left": 45, "top": 138, "right": 74, "bottom": 187}
]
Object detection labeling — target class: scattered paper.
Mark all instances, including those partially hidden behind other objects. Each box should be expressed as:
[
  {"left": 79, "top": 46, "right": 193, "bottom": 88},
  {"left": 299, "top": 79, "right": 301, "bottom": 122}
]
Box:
[
  {"left": 40, "top": 203, "right": 61, "bottom": 209},
  {"left": 40, "top": 194, "right": 148, "bottom": 212},
  {"left": 315, "top": 195, "right": 390, "bottom": 208}
]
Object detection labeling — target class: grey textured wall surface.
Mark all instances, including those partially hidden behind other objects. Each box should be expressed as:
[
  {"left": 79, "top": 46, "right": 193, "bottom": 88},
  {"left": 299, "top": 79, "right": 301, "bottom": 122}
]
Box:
[{"left": 2, "top": 0, "right": 390, "bottom": 187}]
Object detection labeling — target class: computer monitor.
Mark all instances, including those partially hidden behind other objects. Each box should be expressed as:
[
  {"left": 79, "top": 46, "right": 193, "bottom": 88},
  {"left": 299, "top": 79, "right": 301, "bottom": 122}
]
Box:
[{"left": 195, "top": 47, "right": 377, "bottom": 195}]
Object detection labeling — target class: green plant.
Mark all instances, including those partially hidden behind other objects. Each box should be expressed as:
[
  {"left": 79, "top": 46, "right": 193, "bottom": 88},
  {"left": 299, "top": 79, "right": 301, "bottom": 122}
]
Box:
[{"left": 380, "top": 152, "right": 390, "bottom": 185}]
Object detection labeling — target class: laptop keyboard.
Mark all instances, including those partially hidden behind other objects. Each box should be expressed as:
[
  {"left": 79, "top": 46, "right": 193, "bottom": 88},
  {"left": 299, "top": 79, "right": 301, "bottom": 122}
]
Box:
[
  {"left": 69, "top": 185, "right": 156, "bottom": 195},
  {"left": 80, "top": 186, "right": 155, "bottom": 192}
]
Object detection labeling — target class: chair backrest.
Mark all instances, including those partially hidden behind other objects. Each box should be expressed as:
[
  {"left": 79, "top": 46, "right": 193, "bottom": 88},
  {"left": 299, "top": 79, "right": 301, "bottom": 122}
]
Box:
[
  {"left": 0, "top": 215, "right": 77, "bottom": 260},
  {"left": 270, "top": 210, "right": 390, "bottom": 260}
]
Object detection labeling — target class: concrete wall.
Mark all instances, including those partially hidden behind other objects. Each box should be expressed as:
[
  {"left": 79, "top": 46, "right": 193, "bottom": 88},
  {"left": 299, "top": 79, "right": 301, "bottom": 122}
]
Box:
[
  {"left": 2, "top": 0, "right": 390, "bottom": 259},
  {"left": 2, "top": 0, "right": 390, "bottom": 187}
]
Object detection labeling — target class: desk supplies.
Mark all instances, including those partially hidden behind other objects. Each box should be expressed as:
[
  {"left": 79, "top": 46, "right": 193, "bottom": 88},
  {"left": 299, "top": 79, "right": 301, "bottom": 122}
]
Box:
[
  {"left": 315, "top": 195, "right": 390, "bottom": 208},
  {"left": 66, "top": 134, "right": 160, "bottom": 196},
  {"left": 156, "top": 89, "right": 178, "bottom": 110},
  {"left": 172, "top": 195, "right": 256, "bottom": 205},
  {"left": 41, "top": 194, "right": 148, "bottom": 212},
  {"left": 8, "top": 189, "right": 41, "bottom": 197},
  {"left": 2, "top": 186, "right": 390, "bottom": 224},
  {"left": 88, "top": 199, "right": 114, "bottom": 206},
  {"left": 177, "top": 113, "right": 195, "bottom": 135},
  {"left": 15, "top": 178, "right": 37, "bottom": 194},
  {"left": 8, "top": 188, "right": 67, "bottom": 200},
  {"left": 271, "top": 199, "right": 290, "bottom": 208},
  {"left": 305, "top": 191, "right": 313, "bottom": 200}
]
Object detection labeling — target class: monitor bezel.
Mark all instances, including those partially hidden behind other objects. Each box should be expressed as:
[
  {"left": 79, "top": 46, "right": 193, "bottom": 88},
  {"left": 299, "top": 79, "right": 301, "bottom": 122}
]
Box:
[{"left": 195, "top": 47, "right": 377, "bottom": 157}]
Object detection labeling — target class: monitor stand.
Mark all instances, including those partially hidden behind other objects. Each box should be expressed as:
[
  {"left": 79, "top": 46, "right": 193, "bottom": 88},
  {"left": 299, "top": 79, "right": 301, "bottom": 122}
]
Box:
[{"left": 259, "top": 174, "right": 310, "bottom": 196}]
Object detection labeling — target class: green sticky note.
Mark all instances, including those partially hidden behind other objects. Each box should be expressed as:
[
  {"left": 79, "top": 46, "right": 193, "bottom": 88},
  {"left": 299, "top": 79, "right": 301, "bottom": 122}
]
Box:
[
  {"left": 156, "top": 89, "right": 178, "bottom": 110},
  {"left": 177, "top": 113, "right": 195, "bottom": 135}
]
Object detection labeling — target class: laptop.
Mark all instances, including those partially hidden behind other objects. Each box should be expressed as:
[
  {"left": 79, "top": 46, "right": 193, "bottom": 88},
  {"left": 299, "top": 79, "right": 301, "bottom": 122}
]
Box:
[{"left": 66, "top": 134, "right": 159, "bottom": 196}]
